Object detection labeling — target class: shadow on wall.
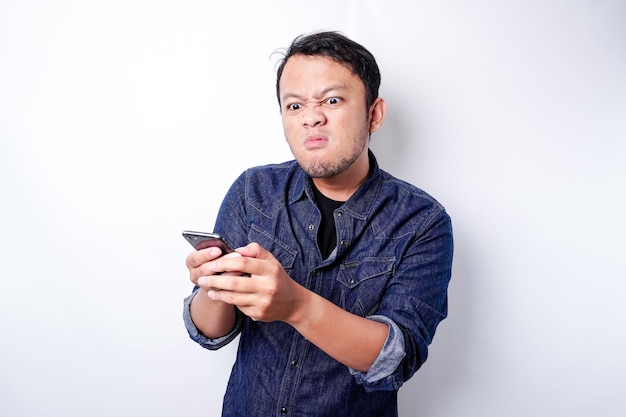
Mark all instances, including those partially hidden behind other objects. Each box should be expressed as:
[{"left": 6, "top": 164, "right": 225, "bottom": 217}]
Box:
[
  {"left": 373, "top": 97, "right": 476, "bottom": 414},
  {"left": 370, "top": 95, "right": 412, "bottom": 178},
  {"left": 398, "top": 235, "right": 475, "bottom": 415}
]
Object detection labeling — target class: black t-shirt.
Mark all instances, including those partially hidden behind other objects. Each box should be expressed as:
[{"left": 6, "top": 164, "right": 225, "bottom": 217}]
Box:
[{"left": 311, "top": 183, "right": 345, "bottom": 259}]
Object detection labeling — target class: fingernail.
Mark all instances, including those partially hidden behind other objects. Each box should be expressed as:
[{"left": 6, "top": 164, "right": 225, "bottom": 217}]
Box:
[
  {"left": 207, "top": 290, "right": 217, "bottom": 299},
  {"left": 198, "top": 277, "right": 207, "bottom": 286}
]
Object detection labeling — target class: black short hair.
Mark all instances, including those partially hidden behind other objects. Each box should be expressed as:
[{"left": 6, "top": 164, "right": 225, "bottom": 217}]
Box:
[{"left": 275, "top": 31, "right": 381, "bottom": 108}]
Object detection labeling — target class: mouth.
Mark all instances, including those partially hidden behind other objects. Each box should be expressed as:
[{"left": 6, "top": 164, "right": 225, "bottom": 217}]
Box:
[{"left": 304, "top": 135, "right": 328, "bottom": 150}]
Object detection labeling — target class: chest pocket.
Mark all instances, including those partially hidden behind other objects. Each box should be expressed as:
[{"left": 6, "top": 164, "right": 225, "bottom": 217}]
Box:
[
  {"left": 248, "top": 225, "right": 297, "bottom": 273},
  {"left": 336, "top": 258, "right": 395, "bottom": 317}
]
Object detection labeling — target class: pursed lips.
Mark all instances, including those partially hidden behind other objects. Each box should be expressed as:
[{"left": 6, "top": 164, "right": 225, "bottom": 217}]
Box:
[{"left": 304, "top": 135, "right": 328, "bottom": 150}]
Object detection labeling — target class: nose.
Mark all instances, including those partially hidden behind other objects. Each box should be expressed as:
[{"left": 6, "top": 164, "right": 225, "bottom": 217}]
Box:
[{"left": 302, "top": 103, "right": 326, "bottom": 127}]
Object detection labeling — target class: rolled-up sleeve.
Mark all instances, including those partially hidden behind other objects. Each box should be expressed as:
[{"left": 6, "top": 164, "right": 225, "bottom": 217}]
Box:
[
  {"left": 183, "top": 288, "right": 244, "bottom": 350},
  {"left": 354, "top": 208, "right": 453, "bottom": 392},
  {"left": 349, "top": 315, "right": 406, "bottom": 392}
]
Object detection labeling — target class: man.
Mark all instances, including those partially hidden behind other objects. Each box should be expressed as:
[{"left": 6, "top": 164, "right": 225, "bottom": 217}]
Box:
[{"left": 183, "top": 31, "right": 453, "bottom": 417}]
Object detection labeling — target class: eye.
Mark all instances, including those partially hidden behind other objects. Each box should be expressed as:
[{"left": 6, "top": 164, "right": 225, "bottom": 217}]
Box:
[
  {"left": 325, "top": 97, "right": 341, "bottom": 105},
  {"left": 287, "top": 103, "right": 301, "bottom": 111}
]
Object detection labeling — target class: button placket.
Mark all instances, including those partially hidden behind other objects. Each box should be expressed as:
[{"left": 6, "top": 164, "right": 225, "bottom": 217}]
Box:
[{"left": 336, "top": 209, "right": 349, "bottom": 251}]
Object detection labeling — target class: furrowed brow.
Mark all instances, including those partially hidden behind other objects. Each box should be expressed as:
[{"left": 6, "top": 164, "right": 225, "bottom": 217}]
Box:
[{"left": 281, "top": 84, "right": 348, "bottom": 103}]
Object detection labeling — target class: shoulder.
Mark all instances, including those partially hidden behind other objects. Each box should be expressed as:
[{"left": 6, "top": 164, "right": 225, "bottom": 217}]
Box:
[
  {"left": 244, "top": 160, "right": 299, "bottom": 181},
  {"left": 240, "top": 160, "right": 301, "bottom": 193},
  {"left": 231, "top": 160, "right": 304, "bottom": 217},
  {"left": 379, "top": 169, "right": 444, "bottom": 206},
  {"left": 376, "top": 169, "right": 451, "bottom": 233}
]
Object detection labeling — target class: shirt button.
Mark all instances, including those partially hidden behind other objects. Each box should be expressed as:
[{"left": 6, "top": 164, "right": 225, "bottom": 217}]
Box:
[
  {"left": 280, "top": 407, "right": 288, "bottom": 414},
  {"left": 291, "top": 360, "right": 298, "bottom": 367},
  {"left": 340, "top": 240, "right": 348, "bottom": 246},
  {"left": 348, "top": 278, "right": 355, "bottom": 285},
  {"left": 308, "top": 224, "right": 314, "bottom": 231},
  {"left": 336, "top": 211, "right": 343, "bottom": 217}
]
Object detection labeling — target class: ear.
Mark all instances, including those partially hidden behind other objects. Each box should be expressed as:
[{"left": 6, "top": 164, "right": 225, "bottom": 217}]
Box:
[{"left": 368, "top": 97, "right": 386, "bottom": 134}]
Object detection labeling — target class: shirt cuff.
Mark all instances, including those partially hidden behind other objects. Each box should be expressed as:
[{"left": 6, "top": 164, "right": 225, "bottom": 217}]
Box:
[
  {"left": 348, "top": 315, "right": 406, "bottom": 391},
  {"left": 183, "top": 288, "right": 243, "bottom": 350}
]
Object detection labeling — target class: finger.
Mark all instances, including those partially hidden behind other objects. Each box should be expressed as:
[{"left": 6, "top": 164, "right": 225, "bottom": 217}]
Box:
[
  {"left": 209, "top": 252, "right": 257, "bottom": 276},
  {"left": 196, "top": 268, "right": 244, "bottom": 289},
  {"left": 186, "top": 247, "right": 223, "bottom": 269},
  {"left": 235, "top": 242, "right": 268, "bottom": 259},
  {"left": 234, "top": 243, "right": 259, "bottom": 257},
  {"left": 220, "top": 251, "right": 243, "bottom": 260},
  {"left": 206, "top": 288, "right": 251, "bottom": 305},
  {"left": 203, "top": 274, "right": 254, "bottom": 293},
  {"left": 189, "top": 248, "right": 237, "bottom": 286}
]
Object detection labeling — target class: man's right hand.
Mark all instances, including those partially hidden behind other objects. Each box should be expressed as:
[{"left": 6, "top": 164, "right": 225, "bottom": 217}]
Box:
[{"left": 186, "top": 247, "right": 240, "bottom": 338}]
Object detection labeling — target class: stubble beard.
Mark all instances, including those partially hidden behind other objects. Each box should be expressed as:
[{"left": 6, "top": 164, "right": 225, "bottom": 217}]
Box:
[{"left": 302, "top": 155, "right": 357, "bottom": 178}]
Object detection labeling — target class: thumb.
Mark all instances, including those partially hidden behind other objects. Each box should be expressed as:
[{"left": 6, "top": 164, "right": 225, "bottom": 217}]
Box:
[{"left": 235, "top": 242, "right": 272, "bottom": 260}]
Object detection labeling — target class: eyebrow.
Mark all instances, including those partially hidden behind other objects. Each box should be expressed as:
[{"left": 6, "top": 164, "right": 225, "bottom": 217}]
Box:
[{"left": 281, "top": 84, "right": 348, "bottom": 103}]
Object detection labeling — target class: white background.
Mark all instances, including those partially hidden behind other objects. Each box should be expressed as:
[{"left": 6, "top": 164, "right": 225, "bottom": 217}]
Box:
[{"left": 1, "top": 1, "right": 625, "bottom": 416}]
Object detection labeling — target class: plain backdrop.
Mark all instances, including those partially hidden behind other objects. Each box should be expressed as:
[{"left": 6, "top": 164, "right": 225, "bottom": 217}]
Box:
[{"left": 1, "top": 1, "right": 625, "bottom": 416}]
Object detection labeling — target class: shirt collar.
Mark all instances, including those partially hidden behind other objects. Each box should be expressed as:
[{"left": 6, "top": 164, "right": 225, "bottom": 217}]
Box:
[{"left": 287, "top": 150, "right": 383, "bottom": 221}]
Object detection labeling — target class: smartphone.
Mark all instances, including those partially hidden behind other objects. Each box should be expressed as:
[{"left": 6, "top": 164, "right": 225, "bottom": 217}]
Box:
[{"left": 182, "top": 230, "right": 234, "bottom": 255}]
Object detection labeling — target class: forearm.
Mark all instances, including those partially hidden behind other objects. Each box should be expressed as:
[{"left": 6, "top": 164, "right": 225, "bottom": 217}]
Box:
[
  {"left": 189, "top": 289, "right": 237, "bottom": 339},
  {"left": 287, "top": 288, "right": 389, "bottom": 372}
]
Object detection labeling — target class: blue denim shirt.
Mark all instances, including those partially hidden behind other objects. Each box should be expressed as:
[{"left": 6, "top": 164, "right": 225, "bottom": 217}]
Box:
[{"left": 183, "top": 152, "right": 453, "bottom": 417}]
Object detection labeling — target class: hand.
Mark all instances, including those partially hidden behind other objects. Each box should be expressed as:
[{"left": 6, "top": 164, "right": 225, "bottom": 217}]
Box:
[
  {"left": 200, "top": 243, "right": 308, "bottom": 323},
  {"left": 186, "top": 246, "right": 241, "bottom": 338},
  {"left": 194, "top": 243, "right": 388, "bottom": 372},
  {"left": 187, "top": 247, "right": 245, "bottom": 291}
]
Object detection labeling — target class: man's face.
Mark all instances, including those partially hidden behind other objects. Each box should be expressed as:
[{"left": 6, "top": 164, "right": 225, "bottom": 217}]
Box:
[{"left": 278, "top": 55, "right": 372, "bottom": 179}]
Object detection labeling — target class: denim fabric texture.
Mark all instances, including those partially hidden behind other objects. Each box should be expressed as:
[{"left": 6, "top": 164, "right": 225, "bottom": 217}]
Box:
[{"left": 183, "top": 151, "right": 453, "bottom": 417}]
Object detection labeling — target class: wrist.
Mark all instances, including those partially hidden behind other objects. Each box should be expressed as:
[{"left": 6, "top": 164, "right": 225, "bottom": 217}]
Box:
[{"left": 284, "top": 284, "right": 316, "bottom": 328}]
